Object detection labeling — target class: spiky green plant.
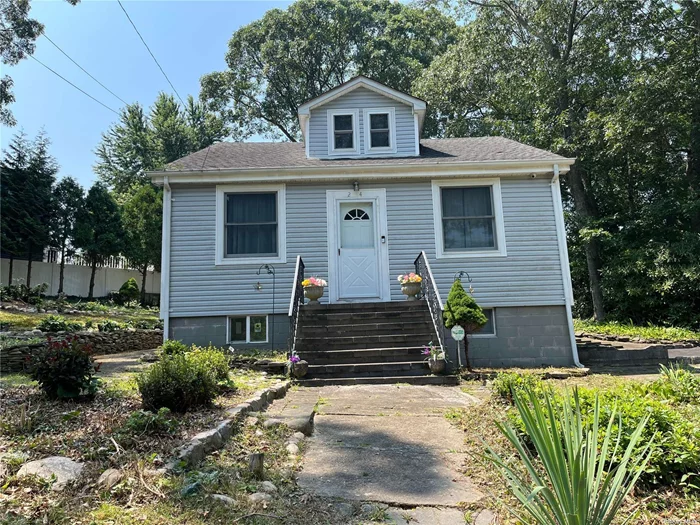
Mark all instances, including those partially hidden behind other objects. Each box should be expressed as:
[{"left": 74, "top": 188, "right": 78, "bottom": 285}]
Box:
[{"left": 485, "top": 386, "right": 654, "bottom": 524}]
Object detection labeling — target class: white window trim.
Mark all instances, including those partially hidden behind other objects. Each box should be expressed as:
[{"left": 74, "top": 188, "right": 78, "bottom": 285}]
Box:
[
  {"left": 431, "top": 178, "right": 507, "bottom": 258},
  {"left": 215, "top": 183, "right": 287, "bottom": 266},
  {"left": 327, "top": 109, "right": 359, "bottom": 155},
  {"left": 227, "top": 315, "right": 269, "bottom": 344},
  {"left": 363, "top": 107, "right": 397, "bottom": 154},
  {"left": 471, "top": 307, "right": 497, "bottom": 338}
]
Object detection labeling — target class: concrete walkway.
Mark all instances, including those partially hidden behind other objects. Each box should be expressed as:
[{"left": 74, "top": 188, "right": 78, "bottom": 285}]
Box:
[{"left": 277, "top": 384, "right": 484, "bottom": 520}]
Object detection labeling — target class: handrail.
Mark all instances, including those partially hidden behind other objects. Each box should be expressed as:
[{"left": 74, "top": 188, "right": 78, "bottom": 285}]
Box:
[
  {"left": 287, "top": 256, "right": 305, "bottom": 354},
  {"left": 414, "top": 251, "right": 445, "bottom": 353}
]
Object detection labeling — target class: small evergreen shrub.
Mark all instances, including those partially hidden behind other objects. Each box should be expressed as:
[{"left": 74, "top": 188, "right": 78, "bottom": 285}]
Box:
[
  {"left": 97, "top": 319, "right": 123, "bottom": 332},
  {"left": 160, "top": 339, "right": 189, "bottom": 356},
  {"left": 136, "top": 354, "right": 218, "bottom": 412},
  {"left": 118, "top": 278, "right": 140, "bottom": 303},
  {"left": 122, "top": 408, "right": 178, "bottom": 435},
  {"left": 189, "top": 344, "right": 231, "bottom": 381},
  {"left": 37, "top": 315, "right": 83, "bottom": 332},
  {"left": 443, "top": 279, "right": 487, "bottom": 369},
  {"left": 27, "top": 336, "right": 100, "bottom": 399}
]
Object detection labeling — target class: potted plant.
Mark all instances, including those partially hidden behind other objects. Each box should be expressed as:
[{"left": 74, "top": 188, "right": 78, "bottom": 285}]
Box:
[
  {"left": 397, "top": 272, "right": 422, "bottom": 300},
  {"left": 422, "top": 341, "right": 446, "bottom": 374},
  {"left": 288, "top": 352, "right": 309, "bottom": 378},
  {"left": 443, "top": 279, "right": 487, "bottom": 371},
  {"left": 302, "top": 277, "right": 327, "bottom": 304}
]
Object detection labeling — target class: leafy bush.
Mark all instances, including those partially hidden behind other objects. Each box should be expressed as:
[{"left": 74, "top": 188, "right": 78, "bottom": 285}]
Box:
[
  {"left": 37, "top": 315, "right": 83, "bottom": 332},
  {"left": 27, "top": 336, "right": 100, "bottom": 399},
  {"left": 84, "top": 319, "right": 94, "bottom": 329},
  {"left": 80, "top": 301, "right": 109, "bottom": 313},
  {"left": 160, "top": 339, "right": 189, "bottom": 356},
  {"left": 97, "top": 319, "right": 123, "bottom": 332},
  {"left": 136, "top": 354, "right": 219, "bottom": 412},
  {"left": 494, "top": 371, "right": 700, "bottom": 488},
  {"left": 486, "top": 386, "right": 652, "bottom": 524},
  {"left": 122, "top": 408, "right": 178, "bottom": 435},
  {"left": 118, "top": 278, "right": 140, "bottom": 302},
  {"left": 189, "top": 344, "right": 231, "bottom": 381},
  {"left": 1, "top": 283, "right": 49, "bottom": 304},
  {"left": 648, "top": 363, "right": 700, "bottom": 404}
]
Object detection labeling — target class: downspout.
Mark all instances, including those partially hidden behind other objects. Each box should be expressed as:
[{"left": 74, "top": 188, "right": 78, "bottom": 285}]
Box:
[
  {"left": 160, "top": 176, "right": 172, "bottom": 341},
  {"left": 551, "top": 164, "right": 584, "bottom": 368}
]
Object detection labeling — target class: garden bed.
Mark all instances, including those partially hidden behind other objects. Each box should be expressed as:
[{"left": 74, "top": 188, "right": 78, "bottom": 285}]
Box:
[
  {"left": 0, "top": 367, "right": 285, "bottom": 523},
  {"left": 453, "top": 369, "right": 700, "bottom": 523},
  {"left": 574, "top": 318, "right": 700, "bottom": 344}
]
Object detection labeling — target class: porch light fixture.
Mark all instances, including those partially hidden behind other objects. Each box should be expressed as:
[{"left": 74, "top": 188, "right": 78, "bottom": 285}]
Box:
[
  {"left": 353, "top": 181, "right": 360, "bottom": 192},
  {"left": 254, "top": 282, "right": 263, "bottom": 291}
]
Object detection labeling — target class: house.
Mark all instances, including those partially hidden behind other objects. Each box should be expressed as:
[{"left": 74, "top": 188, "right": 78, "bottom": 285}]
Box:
[{"left": 149, "top": 76, "right": 580, "bottom": 382}]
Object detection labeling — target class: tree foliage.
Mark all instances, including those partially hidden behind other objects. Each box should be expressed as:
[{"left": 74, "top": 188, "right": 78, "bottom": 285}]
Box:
[
  {"left": 416, "top": 0, "right": 700, "bottom": 327},
  {"left": 200, "top": 0, "right": 458, "bottom": 141},
  {"left": 51, "top": 176, "right": 84, "bottom": 294},
  {"left": 73, "top": 183, "right": 123, "bottom": 299}
]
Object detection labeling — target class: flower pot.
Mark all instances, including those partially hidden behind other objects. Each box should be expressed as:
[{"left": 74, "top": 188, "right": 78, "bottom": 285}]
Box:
[
  {"left": 304, "top": 285, "right": 324, "bottom": 304},
  {"left": 428, "top": 357, "right": 446, "bottom": 374},
  {"left": 291, "top": 360, "right": 309, "bottom": 378},
  {"left": 400, "top": 282, "right": 422, "bottom": 301}
]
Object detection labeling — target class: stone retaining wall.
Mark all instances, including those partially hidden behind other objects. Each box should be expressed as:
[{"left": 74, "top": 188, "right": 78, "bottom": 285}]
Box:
[{"left": 0, "top": 329, "right": 163, "bottom": 373}]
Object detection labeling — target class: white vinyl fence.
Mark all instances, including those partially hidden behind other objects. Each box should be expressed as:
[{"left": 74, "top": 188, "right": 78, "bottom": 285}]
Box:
[{"left": 1, "top": 258, "right": 160, "bottom": 298}]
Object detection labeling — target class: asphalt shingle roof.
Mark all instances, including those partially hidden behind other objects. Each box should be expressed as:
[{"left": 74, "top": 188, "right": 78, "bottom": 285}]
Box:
[{"left": 164, "top": 137, "right": 567, "bottom": 172}]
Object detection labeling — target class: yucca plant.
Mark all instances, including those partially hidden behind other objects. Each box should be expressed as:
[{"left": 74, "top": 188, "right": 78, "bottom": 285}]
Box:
[{"left": 485, "top": 386, "right": 654, "bottom": 524}]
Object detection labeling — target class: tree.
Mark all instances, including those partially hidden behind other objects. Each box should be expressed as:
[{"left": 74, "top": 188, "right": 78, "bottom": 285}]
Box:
[
  {"left": 0, "top": 131, "right": 32, "bottom": 285},
  {"left": 121, "top": 184, "right": 162, "bottom": 304},
  {"left": 200, "top": 0, "right": 458, "bottom": 141},
  {"left": 443, "top": 279, "right": 487, "bottom": 371},
  {"left": 94, "top": 92, "right": 225, "bottom": 198},
  {"left": 22, "top": 131, "right": 57, "bottom": 288},
  {"left": 51, "top": 176, "right": 84, "bottom": 294},
  {"left": 73, "top": 183, "right": 123, "bottom": 299},
  {"left": 0, "top": 0, "right": 79, "bottom": 126}
]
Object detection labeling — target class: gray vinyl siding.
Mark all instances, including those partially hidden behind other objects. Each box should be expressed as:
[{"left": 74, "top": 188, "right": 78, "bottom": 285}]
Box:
[
  {"left": 307, "top": 87, "right": 416, "bottom": 158},
  {"left": 168, "top": 177, "right": 565, "bottom": 318}
]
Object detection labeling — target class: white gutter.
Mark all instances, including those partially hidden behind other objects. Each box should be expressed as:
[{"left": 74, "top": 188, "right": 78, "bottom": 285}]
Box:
[
  {"left": 551, "top": 164, "right": 584, "bottom": 368},
  {"left": 160, "top": 176, "right": 172, "bottom": 341}
]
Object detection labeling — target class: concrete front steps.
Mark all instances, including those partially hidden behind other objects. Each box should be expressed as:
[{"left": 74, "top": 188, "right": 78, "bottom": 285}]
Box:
[{"left": 295, "top": 300, "right": 457, "bottom": 386}]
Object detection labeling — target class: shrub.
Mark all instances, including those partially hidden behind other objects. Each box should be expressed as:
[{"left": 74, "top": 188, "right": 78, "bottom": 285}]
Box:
[
  {"left": 84, "top": 319, "right": 94, "bottom": 329},
  {"left": 81, "top": 301, "right": 109, "bottom": 313},
  {"left": 160, "top": 339, "right": 189, "bottom": 356},
  {"left": 443, "top": 279, "right": 487, "bottom": 370},
  {"left": 27, "top": 336, "right": 100, "bottom": 399},
  {"left": 648, "top": 363, "right": 700, "bottom": 404},
  {"left": 492, "top": 371, "right": 544, "bottom": 401},
  {"left": 136, "top": 354, "right": 218, "bottom": 412},
  {"left": 189, "top": 344, "right": 231, "bottom": 381},
  {"left": 98, "top": 319, "right": 123, "bottom": 332},
  {"left": 37, "top": 315, "right": 83, "bottom": 332},
  {"left": 118, "top": 278, "right": 140, "bottom": 303},
  {"left": 122, "top": 408, "right": 178, "bottom": 435}
]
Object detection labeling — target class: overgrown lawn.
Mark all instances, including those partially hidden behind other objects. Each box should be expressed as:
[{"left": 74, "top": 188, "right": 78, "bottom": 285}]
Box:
[{"left": 574, "top": 318, "right": 700, "bottom": 341}]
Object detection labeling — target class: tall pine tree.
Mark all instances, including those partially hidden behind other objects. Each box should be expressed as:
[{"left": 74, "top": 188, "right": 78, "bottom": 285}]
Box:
[{"left": 51, "top": 176, "right": 84, "bottom": 294}]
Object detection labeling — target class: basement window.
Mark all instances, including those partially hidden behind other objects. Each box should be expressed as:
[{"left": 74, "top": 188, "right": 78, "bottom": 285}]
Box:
[
  {"left": 228, "top": 315, "right": 268, "bottom": 344},
  {"left": 472, "top": 308, "right": 496, "bottom": 337}
]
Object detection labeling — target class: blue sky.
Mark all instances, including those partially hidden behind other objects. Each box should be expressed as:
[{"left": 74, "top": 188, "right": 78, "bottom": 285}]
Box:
[{"left": 1, "top": 0, "right": 292, "bottom": 187}]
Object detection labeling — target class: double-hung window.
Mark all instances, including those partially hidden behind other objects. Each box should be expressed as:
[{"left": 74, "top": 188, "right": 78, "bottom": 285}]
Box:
[
  {"left": 432, "top": 179, "right": 506, "bottom": 258},
  {"left": 364, "top": 107, "right": 396, "bottom": 154},
  {"left": 215, "top": 184, "right": 286, "bottom": 265},
  {"left": 328, "top": 109, "right": 359, "bottom": 155}
]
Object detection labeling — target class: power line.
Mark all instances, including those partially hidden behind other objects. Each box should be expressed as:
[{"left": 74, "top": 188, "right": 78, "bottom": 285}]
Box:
[
  {"left": 42, "top": 33, "right": 128, "bottom": 106},
  {"left": 116, "top": 0, "right": 185, "bottom": 106},
  {"left": 29, "top": 54, "right": 119, "bottom": 115}
]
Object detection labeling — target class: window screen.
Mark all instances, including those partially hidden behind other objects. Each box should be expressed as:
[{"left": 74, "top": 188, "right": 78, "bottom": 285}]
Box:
[
  {"left": 369, "top": 113, "right": 390, "bottom": 148},
  {"left": 225, "top": 193, "right": 277, "bottom": 257},
  {"left": 333, "top": 114, "right": 354, "bottom": 149},
  {"left": 441, "top": 187, "right": 496, "bottom": 250}
]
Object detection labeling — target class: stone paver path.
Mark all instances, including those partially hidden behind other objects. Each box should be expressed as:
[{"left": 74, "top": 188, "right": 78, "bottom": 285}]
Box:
[{"left": 283, "top": 384, "right": 483, "bottom": 513}]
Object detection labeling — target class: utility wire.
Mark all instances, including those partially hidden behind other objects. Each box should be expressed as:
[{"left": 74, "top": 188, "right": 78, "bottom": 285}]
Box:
[
  {"left": 117, "top": 0, "right": 185, "bottom": 106},
  {"left": 42, "top": 33, "right": 128, "bottom": 106},
  {"left": 29, "top": 54, "right": 119, "bottom": 115}
]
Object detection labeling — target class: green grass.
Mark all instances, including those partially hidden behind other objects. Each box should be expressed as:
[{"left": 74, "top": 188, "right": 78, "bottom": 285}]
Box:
[
  {"left": 0, "top": 309, "right": 158, "bottom": 330},
  {"left": 574, "top": 319, "right": 700, "bottom": 342},
  {"left": 0, "top": 373, "right": 36, "bottom": 388}
]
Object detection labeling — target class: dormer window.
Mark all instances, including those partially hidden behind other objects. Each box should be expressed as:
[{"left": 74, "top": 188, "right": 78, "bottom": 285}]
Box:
[
  {"left": 364, "top": 107, "right": 396, "bottom": 154},
  {"left": 328, "top": 109, "right": 359, "bottom": 155}
]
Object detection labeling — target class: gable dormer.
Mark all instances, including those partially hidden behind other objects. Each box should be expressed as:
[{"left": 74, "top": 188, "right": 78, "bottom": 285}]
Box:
[{"left": 298, "top": 76, "right": 426, "bottom": 159}]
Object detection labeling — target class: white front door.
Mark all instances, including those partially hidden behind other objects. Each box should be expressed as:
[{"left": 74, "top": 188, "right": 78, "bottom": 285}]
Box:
[
  {"left": 326, "top": 189, "right": 390, "bottom": 303},
  {"left": 338, "top": 202, "right": 380, "bottom": 299}
]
